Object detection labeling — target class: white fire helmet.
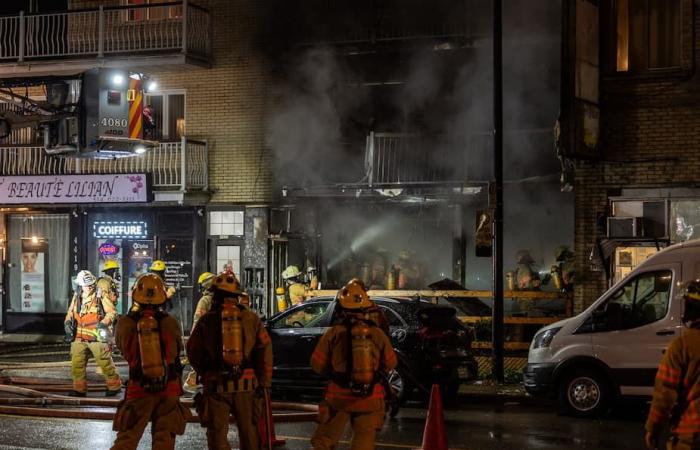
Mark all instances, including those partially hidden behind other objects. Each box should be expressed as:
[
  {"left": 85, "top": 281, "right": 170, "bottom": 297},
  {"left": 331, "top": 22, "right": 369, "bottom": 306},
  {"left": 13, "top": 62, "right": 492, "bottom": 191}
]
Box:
[{"left": 76, "top": 270, "right": 97, "bottom": 288}]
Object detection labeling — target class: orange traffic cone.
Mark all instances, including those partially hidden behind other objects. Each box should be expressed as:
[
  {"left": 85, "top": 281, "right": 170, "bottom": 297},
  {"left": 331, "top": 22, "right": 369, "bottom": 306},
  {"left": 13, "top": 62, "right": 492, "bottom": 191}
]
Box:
[
  {"left": 259, "top": 389, "right": 285, "bottom": 448},
  {"left": 414, "top": 384, "right": 450, "bottom": 450}
]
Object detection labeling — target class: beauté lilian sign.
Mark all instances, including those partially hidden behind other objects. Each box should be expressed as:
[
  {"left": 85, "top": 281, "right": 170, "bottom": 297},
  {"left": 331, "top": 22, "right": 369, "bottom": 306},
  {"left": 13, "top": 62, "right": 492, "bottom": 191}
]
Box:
[{"left": 0, "top": 174, "right": 148, "bottom": 204}]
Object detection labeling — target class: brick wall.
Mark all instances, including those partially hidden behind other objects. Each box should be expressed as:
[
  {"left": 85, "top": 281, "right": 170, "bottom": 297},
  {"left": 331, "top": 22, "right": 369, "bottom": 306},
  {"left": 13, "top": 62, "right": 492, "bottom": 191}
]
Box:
[
  {"left": 573, "top": 0, "right": 700, "bottom": 311},
  {"left": 146, "top": 0, "right": 273, "bottom": 204},
  {"left": 67, "top": 0, "right": 273, "bottom": 204}
]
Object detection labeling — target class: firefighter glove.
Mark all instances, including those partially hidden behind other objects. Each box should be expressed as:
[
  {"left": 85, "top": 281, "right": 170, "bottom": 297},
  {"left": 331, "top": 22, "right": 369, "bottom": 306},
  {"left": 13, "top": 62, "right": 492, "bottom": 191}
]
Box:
[
  {"left": 63, "top": 321, "right": 74, "bottom": 343},
  {"left": 96, "top": 322, "right": 110, "bottom": 343}
]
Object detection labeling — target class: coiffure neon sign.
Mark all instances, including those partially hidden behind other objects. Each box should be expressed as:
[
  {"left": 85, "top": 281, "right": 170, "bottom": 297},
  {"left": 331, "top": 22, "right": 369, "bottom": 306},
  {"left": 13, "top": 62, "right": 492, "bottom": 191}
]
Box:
[{"left": 93, "top": 221, "right": 149, "bottom": 239}]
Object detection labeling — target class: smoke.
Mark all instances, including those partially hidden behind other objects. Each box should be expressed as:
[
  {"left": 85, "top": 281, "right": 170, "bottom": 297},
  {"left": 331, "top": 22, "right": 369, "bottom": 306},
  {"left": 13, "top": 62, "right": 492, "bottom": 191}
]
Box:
[
  {"left": 266, "top": 0, "right": 573, "bottom": 291},
  {"left": 266, "top": 49, "right": 365, "bottom": 188}
]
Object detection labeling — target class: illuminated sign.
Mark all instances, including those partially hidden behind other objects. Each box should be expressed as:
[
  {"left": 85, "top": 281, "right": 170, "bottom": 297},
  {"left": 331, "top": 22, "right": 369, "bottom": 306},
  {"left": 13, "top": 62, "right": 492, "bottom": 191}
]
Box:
[
  {"left": 93, "top": 221, "right": 149, "bottom": 239},
  {"left": 98, "top": 242, "right": 119, "bottom": 256}
]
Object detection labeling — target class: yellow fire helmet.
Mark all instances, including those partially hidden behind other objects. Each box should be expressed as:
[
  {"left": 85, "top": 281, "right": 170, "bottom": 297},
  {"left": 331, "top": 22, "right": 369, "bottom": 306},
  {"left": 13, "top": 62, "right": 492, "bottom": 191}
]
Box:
[
  {"left": 102, "top": 260, "right": 120, "bottom": 271},
  {"left": 150, "top": 260, "right": 166, "bottom": 272},
  {"left": 132, "top": 273, "right": 167, "bottom": 305},
  {"left": 336, "top": 278, "right": 372, "bottom": 310},
  {"left": 198, "top": 271, "right": 215, "bottom": 287},
  {"left": 282, "top": 265, "right": 302, "bottom": 280},
  {"left": 212, "top": 272, "right": 243, "bottom": 295}
]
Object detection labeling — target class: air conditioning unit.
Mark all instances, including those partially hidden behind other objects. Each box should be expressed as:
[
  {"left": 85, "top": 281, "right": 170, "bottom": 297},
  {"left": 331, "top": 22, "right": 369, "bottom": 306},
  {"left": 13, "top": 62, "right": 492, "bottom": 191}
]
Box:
[{"left": 607, "top": 217, "right": 643, "bottom": 238}]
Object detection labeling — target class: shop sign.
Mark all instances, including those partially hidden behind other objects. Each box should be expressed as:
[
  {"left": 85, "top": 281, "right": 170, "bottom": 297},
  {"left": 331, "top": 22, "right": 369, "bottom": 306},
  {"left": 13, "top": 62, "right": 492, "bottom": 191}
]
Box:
[
  {"left": 98, "top": 242, "right": 119, "bottom": 256},
  {"left": 93, "top": 221, "right": 149, "bottom": 239},
  {"left": 0, "top": 174, "right": 149, "bottom": 204}
]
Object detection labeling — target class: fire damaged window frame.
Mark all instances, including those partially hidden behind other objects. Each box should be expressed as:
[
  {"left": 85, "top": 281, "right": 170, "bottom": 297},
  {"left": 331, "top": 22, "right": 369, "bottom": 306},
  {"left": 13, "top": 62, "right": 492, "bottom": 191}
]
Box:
[{"left": 601, "top": 0, "right": 688, "bottom": 77}]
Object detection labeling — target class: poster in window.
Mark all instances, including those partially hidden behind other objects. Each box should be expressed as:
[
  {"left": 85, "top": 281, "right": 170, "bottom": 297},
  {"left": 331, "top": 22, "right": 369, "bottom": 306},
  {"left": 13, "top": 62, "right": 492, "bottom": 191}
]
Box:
[
  {"left": 21, "top": 238, "right": 47, "bottom": 313},
  {"left": 126, "top": 240, "right": 153, "bottom": 299}
]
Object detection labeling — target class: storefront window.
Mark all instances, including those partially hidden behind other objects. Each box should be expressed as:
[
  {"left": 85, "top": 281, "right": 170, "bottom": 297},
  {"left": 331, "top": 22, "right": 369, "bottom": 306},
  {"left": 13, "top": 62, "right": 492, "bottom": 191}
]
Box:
[
  {"left": 7, "top": 214, "right": 70, "bottom": 313},
  {"left": 216, "top": 245, "right": 241, "bottom": 276},
  {"left": 613, "top": 245, "right": 661, "bottom": 284}
]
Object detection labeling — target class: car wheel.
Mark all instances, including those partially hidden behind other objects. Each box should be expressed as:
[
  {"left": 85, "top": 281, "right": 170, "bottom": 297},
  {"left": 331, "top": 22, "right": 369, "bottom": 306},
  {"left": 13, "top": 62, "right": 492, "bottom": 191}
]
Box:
[
  {"left": 388, "top": 366, "right": 412, "bottom": 406},
  {"left": 558, "top": 367, "right": 611, "bottom": 418}
]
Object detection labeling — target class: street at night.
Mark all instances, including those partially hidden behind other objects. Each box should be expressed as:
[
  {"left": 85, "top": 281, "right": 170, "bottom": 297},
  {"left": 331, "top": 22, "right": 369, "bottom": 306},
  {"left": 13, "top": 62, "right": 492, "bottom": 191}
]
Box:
[
  {"left": 0, "top": 393, "right": 648, "bottom": 450},
  {"left": 0, "top": 0, "right": 697, "bottom": 448}
]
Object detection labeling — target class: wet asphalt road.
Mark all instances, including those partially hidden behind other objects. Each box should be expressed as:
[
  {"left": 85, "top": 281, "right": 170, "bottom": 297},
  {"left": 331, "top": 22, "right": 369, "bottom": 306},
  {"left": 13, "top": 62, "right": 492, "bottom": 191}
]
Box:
[{"left": 0, "top": 399, "right": 649, "bottom": 450}]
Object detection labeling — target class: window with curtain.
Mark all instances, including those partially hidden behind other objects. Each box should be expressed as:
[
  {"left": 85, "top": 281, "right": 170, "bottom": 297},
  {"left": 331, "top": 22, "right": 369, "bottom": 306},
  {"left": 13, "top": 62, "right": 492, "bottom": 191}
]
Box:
[
  {"left": 126, "top": 0, "right": 182, "bottom": 21},
  {"left": 7, "top": 214, "right": 71, "bottom": 314},
  {"left": 606, "top": 0, "right": 681, "bottom": 73}
]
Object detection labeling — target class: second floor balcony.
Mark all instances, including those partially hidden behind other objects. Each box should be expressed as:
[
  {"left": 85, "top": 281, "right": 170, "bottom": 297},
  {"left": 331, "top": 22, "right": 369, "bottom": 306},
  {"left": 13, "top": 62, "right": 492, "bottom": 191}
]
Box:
[
  {"left": 0, "top": 1, "right": 211, "bottom": 76},
  {"left": 0, "top": 136, "right": 208, "bottom": 202}
]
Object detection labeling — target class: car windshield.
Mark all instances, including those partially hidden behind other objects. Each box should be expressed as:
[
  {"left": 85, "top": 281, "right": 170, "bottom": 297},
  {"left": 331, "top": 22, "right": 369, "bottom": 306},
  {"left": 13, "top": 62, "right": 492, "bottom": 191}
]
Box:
[{"left": 272, "top": 302, "right": 330, "bottom": 329}]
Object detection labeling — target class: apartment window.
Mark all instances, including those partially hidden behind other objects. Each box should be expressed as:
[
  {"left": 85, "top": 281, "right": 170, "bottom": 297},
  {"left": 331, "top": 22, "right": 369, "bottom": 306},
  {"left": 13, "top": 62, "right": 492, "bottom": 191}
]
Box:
[
  {"left": 606, "top": 0, "right": 681, "bottom": 73},
  {"left": 126, "top": 0, "right": 182, "bottom": 21},
  {"left": 210, "top": 211, "right": 245, "bottom": 237},
  {"left": 144, "top": 91, "right": 185, "bottom": 141}
]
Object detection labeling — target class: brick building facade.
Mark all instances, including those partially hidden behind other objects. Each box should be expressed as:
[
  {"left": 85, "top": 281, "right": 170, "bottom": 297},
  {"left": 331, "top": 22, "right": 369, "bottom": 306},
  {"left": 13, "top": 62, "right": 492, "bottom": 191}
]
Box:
[{"left": 573, "top": 0, "right": 699, "bottom": 311}]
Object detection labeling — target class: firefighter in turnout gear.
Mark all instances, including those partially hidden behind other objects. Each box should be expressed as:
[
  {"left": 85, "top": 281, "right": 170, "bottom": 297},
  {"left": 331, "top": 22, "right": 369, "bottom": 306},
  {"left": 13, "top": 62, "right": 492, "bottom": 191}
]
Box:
[
  {"left": 64, "top": 270, "right": 122, "bottom": 397},
  {"left": 111, "top": 273, "right": 192, "bottom": 450},
  {"left": 98, "top": 259, "right": 121, "bottom": 305},
  {"left": 310, "top": 279, "right": 397, "bottom": 450},
  {"left": 646, "top": 280, "right": 700, "bottom": 450},
  {"left": 186, "top": 272, "right": 273, "bottom": 450},
  {"left": 283, "top": 265, "right": 306, "bottom": 306},
  {"left": 98, "top": 259, "right": 121, "bottom": 345},
  {"left": 150, "top": 260, "right": 177, "bottom": 304},
  {"left": 183, "top": 271, "right": 216, "bottom": 394}
]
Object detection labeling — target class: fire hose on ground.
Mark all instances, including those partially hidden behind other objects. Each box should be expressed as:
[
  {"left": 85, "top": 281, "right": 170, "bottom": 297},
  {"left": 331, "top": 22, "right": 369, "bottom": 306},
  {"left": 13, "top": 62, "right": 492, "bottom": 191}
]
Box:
[{"left": 0, "top": 381, "right": 318, "bottom": 423}]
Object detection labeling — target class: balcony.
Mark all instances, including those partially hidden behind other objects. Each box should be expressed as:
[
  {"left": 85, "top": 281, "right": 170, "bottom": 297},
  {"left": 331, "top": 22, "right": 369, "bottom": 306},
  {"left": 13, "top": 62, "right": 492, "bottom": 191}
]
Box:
[
  {"left": 0, "top": 137, "right": 208, "bottom": 200},
  {"left": 364, "top": 132, "right": 469, "bottom": 187},
  {"left": 0, "top": 1, "right": 211, "bottom": 77}
]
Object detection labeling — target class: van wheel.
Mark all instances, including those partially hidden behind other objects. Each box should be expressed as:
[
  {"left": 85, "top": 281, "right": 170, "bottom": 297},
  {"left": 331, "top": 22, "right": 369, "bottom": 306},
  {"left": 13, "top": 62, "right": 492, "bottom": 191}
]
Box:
[{"left": 558, "top": 368, "right": 611, "bottom": 418}]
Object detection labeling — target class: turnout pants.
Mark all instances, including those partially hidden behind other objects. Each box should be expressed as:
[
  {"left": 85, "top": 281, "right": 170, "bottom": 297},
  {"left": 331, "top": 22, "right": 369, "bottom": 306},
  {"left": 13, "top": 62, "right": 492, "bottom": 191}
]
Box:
[
  {"left": 311, "top": 403, "right": 385, "bottom": 450},
  {"left": 70, "top": 341, "right": 121, "bottom": 394},
  {"left": 198, "top": 391, "right": 262, "bottom": 450},
  {"left": 111, "top": 396, "right": 190, "bottom": 450}
]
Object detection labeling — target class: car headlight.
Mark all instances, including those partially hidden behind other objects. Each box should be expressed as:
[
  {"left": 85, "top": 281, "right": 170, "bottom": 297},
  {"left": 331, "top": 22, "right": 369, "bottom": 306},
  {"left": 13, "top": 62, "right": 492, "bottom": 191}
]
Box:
[{"left": 532, "top": 327, "right": 562, "bottom": 349}]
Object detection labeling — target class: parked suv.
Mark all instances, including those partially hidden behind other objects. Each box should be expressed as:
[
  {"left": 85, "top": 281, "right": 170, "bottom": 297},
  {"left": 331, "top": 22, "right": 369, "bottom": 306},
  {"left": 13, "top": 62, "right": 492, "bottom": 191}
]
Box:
[{"left": 265, "top": 296, "right": 477, "bottom": 403}]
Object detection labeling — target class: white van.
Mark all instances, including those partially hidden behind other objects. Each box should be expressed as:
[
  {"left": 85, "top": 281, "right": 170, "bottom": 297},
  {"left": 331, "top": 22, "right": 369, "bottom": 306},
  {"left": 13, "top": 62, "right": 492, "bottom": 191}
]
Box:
[{"left": 524, "top": 239, "right": 700, "bottom": 417}]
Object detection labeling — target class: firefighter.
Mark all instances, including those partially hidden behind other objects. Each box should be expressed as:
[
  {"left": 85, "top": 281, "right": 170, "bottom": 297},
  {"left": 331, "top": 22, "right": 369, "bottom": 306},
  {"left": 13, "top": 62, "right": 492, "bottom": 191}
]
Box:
[
  {"left": 645, "top": 281, "right": 700, "bottom": 450},
  {"left": 111, "top": 273, "right": 191, "bottom": 450},
  {"left": 395, "top": 250, "right": 419, "bottom": 289},
  {"left": 186, "top": 272, "right": 273, "bottom": 450},
  {"left": 64, "top": 270, "right": 122, "bottom": 397},
  {"left": 182, "top": 272, "right": 216, "bottom": 394},
  {"left": 151, "top": 260, "right": 177, "bottom": 308},
  {"left": 98, "top": 259, "right": 121, "bottom": 306},
  {"left": 282, "top": 265, "right": 306, "bottom": 306},
  {"left": 513, "top": 250, "right": 541, "bottom": 290},
  {"left": 310, "top": 278, "right": 397, "bottom": 450},
  {"left": 307, "top": 265, "right": 319, "bottom": 290},
  {"left": 552, "top": 245, "right": 575, "bottom": 292}
]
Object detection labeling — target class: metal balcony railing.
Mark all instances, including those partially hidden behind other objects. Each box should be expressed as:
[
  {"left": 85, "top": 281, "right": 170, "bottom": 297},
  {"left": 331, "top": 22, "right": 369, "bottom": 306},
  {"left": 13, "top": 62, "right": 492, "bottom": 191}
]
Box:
[
  {"left": 364, "top": 132, "right": 467, "bottom": 186},
  {"left": 0, "top": 137, "right": 208, "bottom": 192},
  {"left": 0, "top": 1, "right": 210, "bottom": 62}
]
